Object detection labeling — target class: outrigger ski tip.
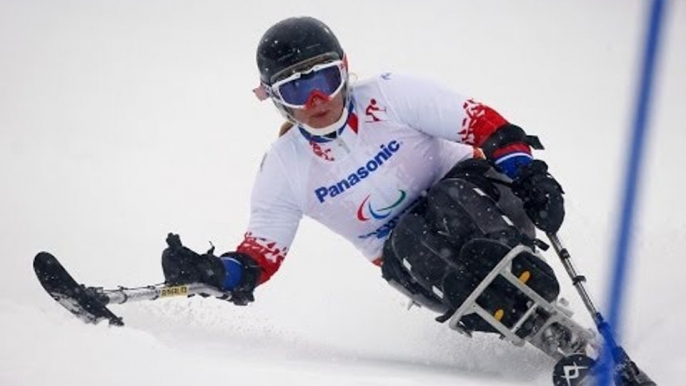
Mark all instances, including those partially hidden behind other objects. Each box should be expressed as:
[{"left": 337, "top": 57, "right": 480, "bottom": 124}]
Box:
[
  {"left": 33, "top": 252, "right": 124, "bottom": 326},
  {"left": 33, "top": 252, "right": 228, "bottom": 328}
]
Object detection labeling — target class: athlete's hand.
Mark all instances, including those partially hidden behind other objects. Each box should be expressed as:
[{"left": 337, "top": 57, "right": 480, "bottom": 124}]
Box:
[
  {"left": 161, "top": 233, "right": 225, "bottom": 289},
  {"left": 161, "top": 234, "right": 262, "bottom": 306},
  {"left": 511, "top": 160, "right": 565, "bottom": 233}
]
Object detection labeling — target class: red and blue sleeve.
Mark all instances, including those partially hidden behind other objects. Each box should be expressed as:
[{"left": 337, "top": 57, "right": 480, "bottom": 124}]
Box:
[
  {"left": 377, "top": 74, "right": 535, "bottom": 179},
  {"left": 460, "top": 100, "right": 534, "bottom": 179}
]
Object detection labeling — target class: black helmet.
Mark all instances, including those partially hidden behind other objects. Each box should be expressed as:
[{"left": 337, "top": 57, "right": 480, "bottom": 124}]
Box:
[{"left": 257, "top": 17, "right": 345, "bottom": 85}]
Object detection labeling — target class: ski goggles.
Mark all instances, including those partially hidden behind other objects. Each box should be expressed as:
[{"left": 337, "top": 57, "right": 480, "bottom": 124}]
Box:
[{"left": 268, "top": 60, "right": 346, "bottom": 109}]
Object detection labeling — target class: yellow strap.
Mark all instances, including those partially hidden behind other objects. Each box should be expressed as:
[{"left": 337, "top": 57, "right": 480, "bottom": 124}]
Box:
[
  {"left": 519, "top": 271, "right": 531, "bottom": 284},
  {"left": 494, "top": 309, "right": 505, "bottom": 321}
]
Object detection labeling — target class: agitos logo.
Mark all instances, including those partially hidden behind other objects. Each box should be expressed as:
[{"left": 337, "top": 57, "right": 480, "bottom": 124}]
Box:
[{"left": 356, "top": 190, "right": 407, "bottom": 221}]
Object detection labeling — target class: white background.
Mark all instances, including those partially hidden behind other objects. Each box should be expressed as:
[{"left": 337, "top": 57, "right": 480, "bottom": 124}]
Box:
[{"left": 1, "top": 1, "right": 684, "bottom": 385}]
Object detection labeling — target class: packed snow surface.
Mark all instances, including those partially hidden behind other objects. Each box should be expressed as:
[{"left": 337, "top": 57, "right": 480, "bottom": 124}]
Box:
[{"left": 1, "top": 1, "right": 684, "bottom": 385}]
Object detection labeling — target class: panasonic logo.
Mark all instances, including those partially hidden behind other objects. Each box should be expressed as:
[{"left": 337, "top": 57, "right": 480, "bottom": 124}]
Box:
[{"left": 315, "top": 140, "right": 401, "bottom": 203}]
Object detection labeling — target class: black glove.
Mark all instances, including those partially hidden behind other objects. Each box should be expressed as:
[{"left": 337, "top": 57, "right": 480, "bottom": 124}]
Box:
[
  {"left": 162, "top": 233, "right": 225, "bottom": 288},
  {"left": 161, "top": 233, "right": 261, "bottom": 306},
  {"left": 511, "top": 160, "right": 565, "bottom": 233}
]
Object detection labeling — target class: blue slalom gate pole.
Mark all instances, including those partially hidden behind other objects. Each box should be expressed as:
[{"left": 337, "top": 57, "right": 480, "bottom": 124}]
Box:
[{"left": 598, "top": 0, "right": 666, "bottom": 385}]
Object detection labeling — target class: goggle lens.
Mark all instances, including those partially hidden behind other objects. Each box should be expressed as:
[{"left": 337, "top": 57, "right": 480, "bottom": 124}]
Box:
[{"left": 274, "top": 63, "right": 344, "bottom": 107}]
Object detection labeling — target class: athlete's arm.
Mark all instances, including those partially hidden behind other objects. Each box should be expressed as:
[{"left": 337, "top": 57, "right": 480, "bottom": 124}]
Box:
[
  {"left": 377, "top": 73, "right": 535, "bottom": 178},
  {"left": 234, "top": 148, "right": 303, "bottom": 285}
]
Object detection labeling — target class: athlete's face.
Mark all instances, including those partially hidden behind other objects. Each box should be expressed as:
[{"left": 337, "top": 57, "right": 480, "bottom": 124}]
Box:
[{"left": 290, "top": 91, "right": 345, "bottom": 129}]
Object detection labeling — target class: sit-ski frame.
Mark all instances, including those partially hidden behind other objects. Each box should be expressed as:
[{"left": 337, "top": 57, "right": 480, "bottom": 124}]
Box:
[{"left": 446, "top": 245, "right": 596, "bottom": 360}]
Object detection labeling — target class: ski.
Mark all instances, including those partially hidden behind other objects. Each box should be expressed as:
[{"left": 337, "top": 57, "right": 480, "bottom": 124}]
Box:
[
  {"left": 546, "top": 234, "right": 656, "bottom": 386},
  {"left": 33, "top": 235, "right": 656, "bottom": 386}
]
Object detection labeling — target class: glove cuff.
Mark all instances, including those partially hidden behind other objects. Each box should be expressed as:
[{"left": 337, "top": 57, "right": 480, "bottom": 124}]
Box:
[
  {"left": 220, "top": 252, "right": 261, "bottom": 303},
  {"left": 218, "top": 257, "right": 244, "bottom": 291}
]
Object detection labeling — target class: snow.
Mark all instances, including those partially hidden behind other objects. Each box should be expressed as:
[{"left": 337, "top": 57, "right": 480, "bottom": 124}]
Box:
[{"left": 1, "top": 1, "right": 684, "bottom": 385}]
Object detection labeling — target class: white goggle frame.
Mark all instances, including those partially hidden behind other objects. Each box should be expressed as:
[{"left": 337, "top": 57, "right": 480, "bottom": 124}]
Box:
[{"left": 268, "top": 60, "right": 347, "bottom": 109}]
